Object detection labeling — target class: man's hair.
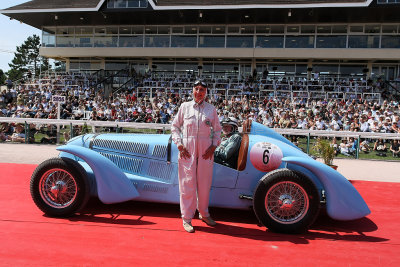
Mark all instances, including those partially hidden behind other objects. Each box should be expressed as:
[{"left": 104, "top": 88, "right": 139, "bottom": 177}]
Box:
[{"left": 193, "top": 79, "right": 207, "bottom": 88}]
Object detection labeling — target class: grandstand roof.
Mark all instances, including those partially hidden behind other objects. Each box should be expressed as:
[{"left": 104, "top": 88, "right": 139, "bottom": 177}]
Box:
[
  {"left": 2, "top": 0, "right": 103, "bottom": 11},
  {"left": 1, "top": 0, "right": 372, "bottom": 13},
  {"left": 1, "top": 0, "right": 397, "bottom": 29},
  {"left": 155, "top": 0, "right": 368, "bottom": 6}
]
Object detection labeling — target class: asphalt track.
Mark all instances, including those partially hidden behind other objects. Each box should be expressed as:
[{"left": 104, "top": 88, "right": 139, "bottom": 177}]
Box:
[{"left": 1, "top": 143, "right": 400, "bottom": 266}]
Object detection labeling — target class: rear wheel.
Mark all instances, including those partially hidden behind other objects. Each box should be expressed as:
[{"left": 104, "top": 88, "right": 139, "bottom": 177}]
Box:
[
  {"left": 253, "top": 169, "right": 320, "bottom": 234},
  {"left": 30, "top": 157, "right": 90, "bottom": 217}
]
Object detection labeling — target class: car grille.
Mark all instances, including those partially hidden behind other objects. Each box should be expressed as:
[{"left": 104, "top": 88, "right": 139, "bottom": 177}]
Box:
[
  {"left": 147, "top": 161, "right": 173, "bottom": 182},
  {"left": 99, "top": 152, "right": 143, "bottom": 174},
  {"left": 143, "top": 184, "right": 168, "bottom": 193},
  {"left": 152, "top": 144, "right": 168, "bottom": 158},
  {"left": 93, "top": 139, "right": 149, "bottom": 155}
]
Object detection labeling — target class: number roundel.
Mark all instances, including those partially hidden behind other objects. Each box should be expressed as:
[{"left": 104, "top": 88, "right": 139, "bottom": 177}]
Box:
[{"left": 250, "top": 142, "right": 283, "bottom": 172}]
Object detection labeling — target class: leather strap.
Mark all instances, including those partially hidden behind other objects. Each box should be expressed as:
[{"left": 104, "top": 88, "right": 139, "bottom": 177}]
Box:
[{"left": 167, "top": 135, "right": 172, "bottom": 164}]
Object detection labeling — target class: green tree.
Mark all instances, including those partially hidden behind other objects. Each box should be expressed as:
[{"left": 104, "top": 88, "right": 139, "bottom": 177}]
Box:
[
  {"left": 7, "top": 34, "right": 50, "bottom": 81},
  {"left": 0, "top": 69, "right": 6, "bottom": 85}
]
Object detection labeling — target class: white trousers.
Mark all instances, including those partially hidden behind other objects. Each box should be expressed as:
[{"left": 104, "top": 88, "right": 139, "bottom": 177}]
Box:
[{"left": 178, "top": 138, "right": 214, "bottom": 222}]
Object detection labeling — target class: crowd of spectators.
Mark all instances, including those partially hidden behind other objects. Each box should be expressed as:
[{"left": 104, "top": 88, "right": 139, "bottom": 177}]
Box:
[{"left": 0, "top": 71, "right": 399, "bottom": 156}]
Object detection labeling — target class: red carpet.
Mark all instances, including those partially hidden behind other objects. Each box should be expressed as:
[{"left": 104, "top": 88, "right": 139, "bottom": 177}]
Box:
[{"left": 1, "top": 163, "right": 399, "bottom": 266}]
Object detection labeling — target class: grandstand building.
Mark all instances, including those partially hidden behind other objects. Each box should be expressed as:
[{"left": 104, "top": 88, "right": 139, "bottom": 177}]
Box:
[{"left": 1, "top": 0, "right": 400, "bottom": 80}]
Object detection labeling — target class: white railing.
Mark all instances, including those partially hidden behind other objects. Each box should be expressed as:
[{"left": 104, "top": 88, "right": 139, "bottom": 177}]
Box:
[{"left": 1, "top": 117, "right": 399, "bottom": 140}]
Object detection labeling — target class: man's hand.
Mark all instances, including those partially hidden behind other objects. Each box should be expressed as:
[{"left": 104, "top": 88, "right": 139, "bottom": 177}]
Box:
[
  {"left": 202, "top": 145, "right": 217, "bottom": 160},
  {"left": 178, "top": 144, "right": 190, "bottom": 159}
]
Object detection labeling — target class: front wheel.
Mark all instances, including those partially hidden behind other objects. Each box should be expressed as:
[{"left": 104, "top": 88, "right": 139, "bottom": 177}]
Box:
[
  {"left": 253, "top": 169, "right": 320, "bottom": 234},
  {"left": 30, "top": 157, "right": 90, "bottom": 217}
]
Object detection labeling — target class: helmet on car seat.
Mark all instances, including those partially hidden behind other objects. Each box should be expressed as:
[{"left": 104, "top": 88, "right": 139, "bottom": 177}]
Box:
[{"left": 221, "top": 117, "right": 239, "bottom": 133}]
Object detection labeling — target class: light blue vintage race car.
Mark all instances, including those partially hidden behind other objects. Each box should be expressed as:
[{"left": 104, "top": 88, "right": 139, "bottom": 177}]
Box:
[{"left": 30, "top": 120, "right": 370, "bottom": 233}]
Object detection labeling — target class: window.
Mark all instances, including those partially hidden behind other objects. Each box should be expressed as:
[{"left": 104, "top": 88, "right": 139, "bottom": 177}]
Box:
[
  {"left": 56, "top": 27, "right": 74, "bottom": 35},
  {"left": 256, "top": 26, "right": 270, "bottom": 34},
  {"left": 348, "top": 36, "right": 380, "bottom": 48},
  {"left": 213, "top": 26, "right": 225, "bottom": 34},
  {"left": 119, "top": 27, "right": 132, "bottom": 35},
  {"left": 350, "top": 25, "right": 364, "bottom": 33},
  {"left": 199, "top": 26, "right": 212, "bottom": 34},
  {"left": 145, "top": 26, "right": 157, "bottom": 34},
  {"left": 285, "top": 36, "right": 314, "bottom": 48},
  {"left": 77, "top": 37, "right": 93, "bottom": 47},
  {"left": 255, "top": 36, "right": 284, "bottom": 48},
  {"left": 287, "top": 26, "right": 300, "bottom": 33},
  {"left": 94, "top": 36, "right": 118, "bottom": 47},
  {"left": 95, "top": 27, "right": 107, "bottom": 34},
  {"left": 128, "top": 0, "right": 139, "bottom": 7},
  {"left": 184, "top": 26, "right": 197, "bottom": 34},
  {"left": 145, "top": 36, "right": 170, "bottom": 47},
  {"left": 57, "top": 36, "right": 74, "bottom": 47},
  {"left": 301, "top": 25, "right": 315, "bottom": 34},
  {"left": 271, "top": 25, "right": 284, "bottom": 34},
  {"left": 107, "top": 0, "right": 148, "bottom": 8},
  {"left": 227, "top": 36, "right": 253, "bottom": 48},
  {"left": 132, "top": 26, "right": 144, "bottom": 34},
  {"left": 317, "top": 26, "right": 331, "bottom": 34},
  {"left": 198, "top": 36, "right": 225, "bottom": 48},
  {"left": 76, "top": 27, "right": 93, "bottom": 35},
  {"left": 228, "top": 26, "right": 240, "bottom": 33},
  {"left": 172, "top": 27, "right": 183, "bottom": 34},
  {"left": 158, "top": 26, "right": 170, "bottom": 34},
  {"left": 316, "top": 36, "right": 346, "bottom": 48},
  {"left": 381, "top": 36, "right": 400, "bottom": 48},
  {"left": 42, "top": 27, "right": 56, "bottom": 47},
  {"left": 365, "top": 25, "right": 381, "bottom": 34},
  {"left": 240, "top": 26, "right": 254, "bottom": 34},
  {"left": 332, "top": 25, "right": 347, "bottom": 34},
  {"left": 44, "top": 23, "right": 400, "bottom": 51},
  {"left": 171, "top": 36, "right": 197, "bottom": 47},
  {"left": 382, "top": 25, "right": 398, "bottom": 34},
  {"left": 119, "top": 36, "right": 143, "bottom": 47},
  {"left": 377, "top": 0, "right": 400, "bottom": 4}
]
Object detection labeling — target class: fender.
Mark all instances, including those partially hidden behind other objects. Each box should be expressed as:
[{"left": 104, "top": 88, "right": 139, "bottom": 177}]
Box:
[
  {"left": 283, "top": 156, "right": 370, "bottom": 220},
  {"left": 57, "top": 145, "right": 139, "bottom": 204}
]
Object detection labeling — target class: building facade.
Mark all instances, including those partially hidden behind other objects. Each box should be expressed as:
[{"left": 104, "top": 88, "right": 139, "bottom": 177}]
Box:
[{"left": 2, "top": 0, "right": 400, "bottom": 79}]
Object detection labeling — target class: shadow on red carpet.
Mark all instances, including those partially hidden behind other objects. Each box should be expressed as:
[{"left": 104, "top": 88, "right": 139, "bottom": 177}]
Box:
[
  {"left": 58, "top": 199, "right": 387, "bottom": 245},
  {"left": 1, "top": 163, "right": 399, "bottom": 266}
]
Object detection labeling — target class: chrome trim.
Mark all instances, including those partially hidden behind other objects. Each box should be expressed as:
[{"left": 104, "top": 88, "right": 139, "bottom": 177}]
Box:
[
  {"left": 265, "top": 181, "right": 309, "bottom": 224},
  {"left": 39, "top": 168, "right": 78, "bottom": 209}
]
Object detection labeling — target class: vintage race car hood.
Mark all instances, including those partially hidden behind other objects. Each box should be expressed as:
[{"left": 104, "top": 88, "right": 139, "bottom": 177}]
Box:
[
  {"left": 249, "top": 121, "right": 300, "bottom": 150},
  {"left": 71, "top": 133, "right": 175, "bottom": 162}
]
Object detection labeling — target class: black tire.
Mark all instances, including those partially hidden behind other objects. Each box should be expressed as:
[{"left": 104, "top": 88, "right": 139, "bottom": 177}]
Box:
[
  {"left": 253, "top": 169, "right": 320, "bottom": 234},
  {"left": 30, "top": 157, "right": 90, "bottom": 217}
]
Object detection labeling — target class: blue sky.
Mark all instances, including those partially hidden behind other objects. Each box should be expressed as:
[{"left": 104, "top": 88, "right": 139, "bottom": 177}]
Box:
[{"left": 0, "top": 0, "right": 41, "bottom": 73}]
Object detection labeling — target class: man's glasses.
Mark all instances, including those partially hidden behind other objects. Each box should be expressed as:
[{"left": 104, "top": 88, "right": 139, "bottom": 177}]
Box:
[{"left": 194, "top": 80, "right": 207, "bottom": 88}]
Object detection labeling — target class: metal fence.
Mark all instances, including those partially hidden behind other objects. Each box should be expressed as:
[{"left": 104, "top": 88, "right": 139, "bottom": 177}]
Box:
[{"left": 1, "top": 117, "right": 399, "bottom": 160}]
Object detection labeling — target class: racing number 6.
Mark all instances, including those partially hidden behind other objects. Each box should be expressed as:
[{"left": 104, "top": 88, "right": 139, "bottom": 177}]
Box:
[{"left": 263, "top": 149, "right": 270, "bottom": 165}]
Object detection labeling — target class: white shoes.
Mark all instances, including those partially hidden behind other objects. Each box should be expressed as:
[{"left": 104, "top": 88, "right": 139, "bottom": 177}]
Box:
[
  {"left": 183, "top": 221, "right": 195, "bottom": 233},
  {"left": 182, "top": 215, "right": 217, "bottom": 232},
  {"left": 199, "top": 214, "right": 217, "bottom": 226}
]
